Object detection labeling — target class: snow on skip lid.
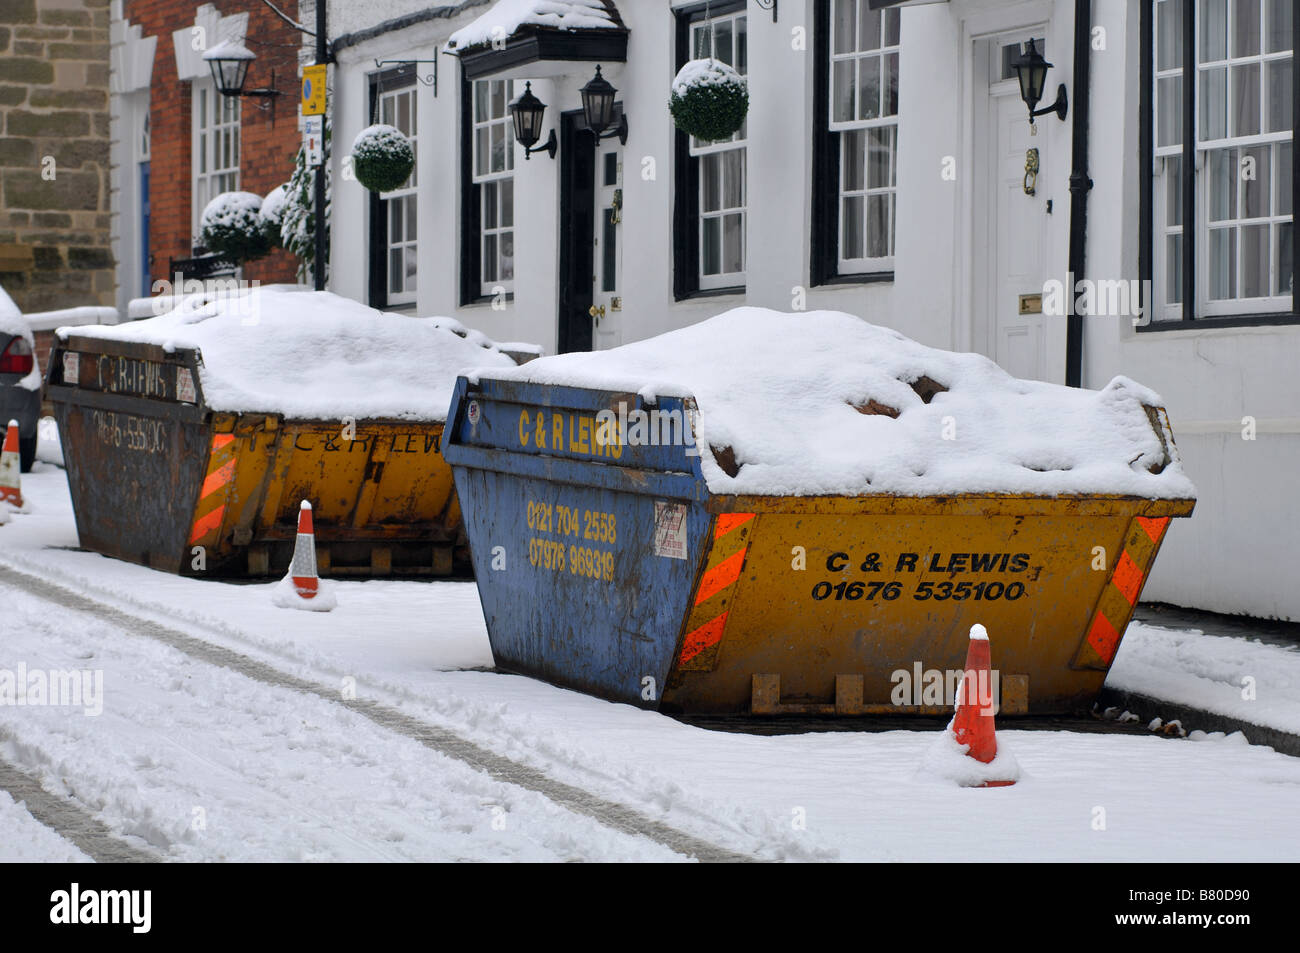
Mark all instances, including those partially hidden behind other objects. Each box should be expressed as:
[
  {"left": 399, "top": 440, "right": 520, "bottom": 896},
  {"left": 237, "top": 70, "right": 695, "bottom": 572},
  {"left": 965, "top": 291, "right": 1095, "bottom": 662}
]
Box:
[
  {"left": 57, "top": 287, "right": 521, "bottom": 422},
  {"left": 447, "top": 0, "right": 616, "bottom": 49},
  {"left": 475, "top": 307, "right": 1199, "bottom": 499}
]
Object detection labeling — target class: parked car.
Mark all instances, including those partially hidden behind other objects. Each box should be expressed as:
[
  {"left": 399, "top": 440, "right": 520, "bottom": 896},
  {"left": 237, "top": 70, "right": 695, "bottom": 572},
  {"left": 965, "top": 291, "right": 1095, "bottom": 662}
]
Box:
[{"left": 0, "top": 283, "right": 41, "bottom": 471}]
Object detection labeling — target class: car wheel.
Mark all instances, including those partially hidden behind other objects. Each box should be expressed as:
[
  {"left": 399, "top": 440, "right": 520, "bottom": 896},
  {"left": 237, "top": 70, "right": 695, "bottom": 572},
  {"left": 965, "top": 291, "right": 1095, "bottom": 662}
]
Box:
[{"left": 19, "top": 434, "right": 36, "bottom": 473}]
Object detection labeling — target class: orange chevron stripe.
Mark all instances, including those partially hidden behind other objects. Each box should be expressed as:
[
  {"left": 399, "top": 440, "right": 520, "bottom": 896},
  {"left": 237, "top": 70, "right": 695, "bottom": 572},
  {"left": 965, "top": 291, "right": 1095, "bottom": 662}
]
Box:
[
  {"left": 1112, "top": 549, "right": 1144, "bottom": 606},
  {"left": 189, "top": 505, "right": 225, "bottom": 543},
  {"left": 715, "top": 512, "right": 755, "bottom": 538},
  {"left": 695, "top": 547, "right": 747, "bottom": 605},
  {"left": 211, "top": 433, "right": 235, "bottom": 450},
  {"left": 679, "top": 612, "right": 729, "bottom": 664},
  {"left": 1086, "top": 611, "right": 1120, "bottom": 664},
  {"left": 200, "top": 459, "right": 235, "bottom": 500},
  {"left": 1136, "top": 516, "right": 1170, "bottom": 544}
]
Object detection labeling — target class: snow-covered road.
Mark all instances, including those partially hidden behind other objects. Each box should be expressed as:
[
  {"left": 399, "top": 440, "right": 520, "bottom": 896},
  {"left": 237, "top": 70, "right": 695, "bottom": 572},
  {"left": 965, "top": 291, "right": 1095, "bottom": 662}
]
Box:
[{"left": 3, "top": 463, "right": 1300, "bottom": 862}]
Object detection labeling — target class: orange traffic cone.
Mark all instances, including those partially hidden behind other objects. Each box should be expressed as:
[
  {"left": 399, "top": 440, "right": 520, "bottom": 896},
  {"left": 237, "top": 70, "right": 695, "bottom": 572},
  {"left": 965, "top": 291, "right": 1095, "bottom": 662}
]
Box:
[
  {"left": 271, "top": 501, "right": 335, "bottom": 612},
  {"left": 950, "top": 624, "right": 1016, "bottom": 787},
  {"left": 0, "top": 419, "right": 22, "bottom": 509},
  {"left": 289, "top": 500, "right": 319, "bottom": 599}
]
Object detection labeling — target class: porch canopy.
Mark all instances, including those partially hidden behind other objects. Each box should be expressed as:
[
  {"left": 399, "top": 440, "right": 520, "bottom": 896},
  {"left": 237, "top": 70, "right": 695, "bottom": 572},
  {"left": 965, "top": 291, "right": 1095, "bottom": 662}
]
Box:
[{"left": 445, "top": 0, "right": 628, "bottom": 81}]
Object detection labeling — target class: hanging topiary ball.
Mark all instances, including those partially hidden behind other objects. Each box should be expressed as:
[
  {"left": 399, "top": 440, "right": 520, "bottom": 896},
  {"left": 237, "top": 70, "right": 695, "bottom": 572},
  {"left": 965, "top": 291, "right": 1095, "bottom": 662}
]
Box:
[
  {"left": 669, "top": 58, "right": 748, "bottom": 143},
  {"left": 200, "top": 191, "right": 272, "bottom": 264},
  {"left": 351, "top": 123, "right": 415, "bottom": 193}
]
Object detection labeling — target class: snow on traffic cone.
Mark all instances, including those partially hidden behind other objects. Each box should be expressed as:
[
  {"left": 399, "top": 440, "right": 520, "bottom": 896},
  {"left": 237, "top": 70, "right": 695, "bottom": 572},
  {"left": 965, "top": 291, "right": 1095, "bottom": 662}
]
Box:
[
  {"left": 0, "top": 420, "right": 23, "bottom": 511},
  {"left": 949, "top": 624, "right": 1016, "bottom": 786},
  {"left": 291, "top": 500, "right": 319, "bottom": 599},
  {"left": 919, "top": 624, "right": 1020, "bottom": 787},
  {"left": 271, "top": 500, "right": 336, "bottom": 611}
]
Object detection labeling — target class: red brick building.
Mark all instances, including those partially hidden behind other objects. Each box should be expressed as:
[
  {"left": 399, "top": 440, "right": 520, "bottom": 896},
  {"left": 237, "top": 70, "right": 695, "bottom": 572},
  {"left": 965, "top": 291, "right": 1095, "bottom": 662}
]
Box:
[{"left": 116, "top": 1, "right": 304, "bottom": 301}]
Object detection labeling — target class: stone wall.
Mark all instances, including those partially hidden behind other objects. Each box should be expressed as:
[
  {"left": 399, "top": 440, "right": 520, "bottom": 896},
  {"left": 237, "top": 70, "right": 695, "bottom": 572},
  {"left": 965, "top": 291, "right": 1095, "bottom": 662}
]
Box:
[{"left": 0, "top": 0, "right": 114, "bottom": 314}]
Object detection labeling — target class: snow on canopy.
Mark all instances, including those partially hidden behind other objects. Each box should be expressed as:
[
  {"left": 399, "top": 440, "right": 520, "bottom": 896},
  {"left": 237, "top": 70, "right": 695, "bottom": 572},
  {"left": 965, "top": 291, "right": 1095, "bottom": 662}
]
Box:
[
  {"left": 447, "top": 0, "right": 618, "bottom": 50},
  {"left": 474, "top": 307, "right": 1198, "bottom": 500},
  {"left": 59, "top": 286, "right": 521, "bottom": 422}
]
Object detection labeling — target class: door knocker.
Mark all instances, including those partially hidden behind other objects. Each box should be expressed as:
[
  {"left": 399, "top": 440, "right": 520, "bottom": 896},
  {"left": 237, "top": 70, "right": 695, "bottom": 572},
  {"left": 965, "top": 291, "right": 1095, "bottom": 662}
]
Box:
[{"left": 1023, "top": 148, "right": 1040, "bottom": 196}]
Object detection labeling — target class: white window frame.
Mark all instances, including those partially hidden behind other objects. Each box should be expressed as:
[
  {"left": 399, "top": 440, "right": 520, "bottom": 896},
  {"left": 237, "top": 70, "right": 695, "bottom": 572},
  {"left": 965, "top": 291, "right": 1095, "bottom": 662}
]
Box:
[
  {"left": 378, "top": 83, "right": 419, "bottom": 307},
  {"left": 191, "top": 78, "right": 240, "bottom": 243},
  {"left": 690, "top": 9, "right": 748, "bottom": 290},
  {"left": 1152, "top": 0, "right": 1293, "bottom": 321},
  {"left": 829, "top": 0, "right": 900, "bottom": 275},
  {"left": 1153, "top": 0, "right": 1186, "bottom": 322},
  {"left": 472, "top": 78, "right": 515, "bottom": 297},
  {"left": 1196, "top": 0, "right": 1292, "bottom": 316}
]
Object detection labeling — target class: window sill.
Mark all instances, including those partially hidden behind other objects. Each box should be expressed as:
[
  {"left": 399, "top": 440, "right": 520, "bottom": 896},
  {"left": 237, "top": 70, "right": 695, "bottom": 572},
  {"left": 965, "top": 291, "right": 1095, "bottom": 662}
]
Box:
[
  {"left": 675, "top": 285, "right": 746, "bottom": 302},
  {"left": 1136, "top": 311, "right": 1300, "bottom": 332},
  {"left": 462, "top": 292, "right": 515, "bottom": 307},
  {"left": 814, "top": 271, "right": 895, "bottom": 287}
]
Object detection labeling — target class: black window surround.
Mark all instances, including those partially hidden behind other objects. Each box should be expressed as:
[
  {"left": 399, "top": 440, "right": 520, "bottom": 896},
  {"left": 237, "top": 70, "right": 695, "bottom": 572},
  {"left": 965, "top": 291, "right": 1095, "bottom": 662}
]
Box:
[
  {"left": 1138, "top": 0, "right": 1299, "bottom": 332},
  {"left": 367, "top": 64, "right": 417, "bottom": 310},
  {"left": 458, "top": 70, "right": 491, "bottom": 307},
  {"left": 811, "top": 0, "right": 895, "bottom": 287},
  {"left": 673, "top": 0, "right": 748, "bottom": 301}
]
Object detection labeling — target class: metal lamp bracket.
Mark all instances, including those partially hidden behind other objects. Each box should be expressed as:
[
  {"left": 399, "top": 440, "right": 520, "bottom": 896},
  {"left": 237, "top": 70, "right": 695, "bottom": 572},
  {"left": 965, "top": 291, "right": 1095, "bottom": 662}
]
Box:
[{"left": 374, "top": 58, "right": 438, "bottom": 95}]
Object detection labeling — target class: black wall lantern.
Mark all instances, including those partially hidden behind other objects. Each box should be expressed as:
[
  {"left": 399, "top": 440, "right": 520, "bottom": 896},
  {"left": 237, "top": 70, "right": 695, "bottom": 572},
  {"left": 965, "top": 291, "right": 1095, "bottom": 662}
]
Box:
[
  {"left": 509, "top": 82, "right": 557, "bottom": 160},
  {"left": 204, "top": 39, "right": 281, "bottom": 107},
  {"left": 1010, "top": 38, "right": 1068, "bottom": 127},
  {"left": 580, "top": 65, "right": 628, "bottom": 144}
]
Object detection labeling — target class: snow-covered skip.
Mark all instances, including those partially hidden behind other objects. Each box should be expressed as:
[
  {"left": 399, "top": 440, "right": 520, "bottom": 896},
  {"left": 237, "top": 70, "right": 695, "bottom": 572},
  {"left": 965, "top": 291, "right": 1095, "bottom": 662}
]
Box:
[
  {"left": 59, "top": 286, "right": 523, "bottom": 422},
  {"left": 2, "top": 464, "right": 1299, "bottom": 861},
  {"left": 474, "top": 307, "right": 1198, "bottom": 500},
  {"left": 447, "top": 0, "right": 617, "bottom": 50}
]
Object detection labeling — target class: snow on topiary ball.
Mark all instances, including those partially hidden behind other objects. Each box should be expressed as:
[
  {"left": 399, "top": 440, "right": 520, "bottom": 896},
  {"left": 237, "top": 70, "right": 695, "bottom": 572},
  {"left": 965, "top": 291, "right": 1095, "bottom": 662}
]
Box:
[
  {"left": 259, "top": 184, "right": 289, "bottom": 249},
  {"left": 669, "top": 58, "right": 749, "bottom": 143},
  {"left": 200, "top": 191, "right": 272, "bottom": 264},
  {"left": 351, "top": 123, "right": 415, "bottom": 193}
]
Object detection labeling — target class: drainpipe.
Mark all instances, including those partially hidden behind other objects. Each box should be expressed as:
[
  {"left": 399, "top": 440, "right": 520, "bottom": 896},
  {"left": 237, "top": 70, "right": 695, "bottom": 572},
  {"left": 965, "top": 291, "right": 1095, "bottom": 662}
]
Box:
[{"left": 1066, "top": 0, "right": 1093, "bottom": 387}]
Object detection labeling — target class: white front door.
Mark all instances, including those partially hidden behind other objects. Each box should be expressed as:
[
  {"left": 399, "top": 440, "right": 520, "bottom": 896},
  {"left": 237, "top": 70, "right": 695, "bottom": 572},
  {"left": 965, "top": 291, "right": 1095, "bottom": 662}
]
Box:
[
  {"left": 592, "top": 142, "right": 623, "bottom": 350},
  {"left": 976, "top": 35, "right": 1053, "bottom": 383}
]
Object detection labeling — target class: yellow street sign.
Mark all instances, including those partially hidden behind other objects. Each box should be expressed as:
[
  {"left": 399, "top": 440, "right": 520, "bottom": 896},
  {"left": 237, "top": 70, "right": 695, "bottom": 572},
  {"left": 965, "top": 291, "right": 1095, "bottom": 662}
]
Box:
[{"left": 301, "top": 64, "right": 326, "bottom": 116}]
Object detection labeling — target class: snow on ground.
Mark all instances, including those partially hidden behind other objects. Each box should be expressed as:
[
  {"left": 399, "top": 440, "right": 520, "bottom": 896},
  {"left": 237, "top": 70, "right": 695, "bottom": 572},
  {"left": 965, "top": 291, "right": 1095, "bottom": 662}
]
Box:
[
  {"left": 1, "top": 464, "right": 1298, "bottom": 861},
  {"left": 0, "top": 582, "right": 677, "bottom": 862},
  {"left": 1110, "top": 621, "right": 1300, "bottom": 734},
  {"left": 478, "top": 308, "right": 1197, "bottom": 500},
  {"left": 60, "top": 287, "right": 522, "bottom": 422},
  {"left": 0, "top": 790, "right": 90, "bottom": 862}
]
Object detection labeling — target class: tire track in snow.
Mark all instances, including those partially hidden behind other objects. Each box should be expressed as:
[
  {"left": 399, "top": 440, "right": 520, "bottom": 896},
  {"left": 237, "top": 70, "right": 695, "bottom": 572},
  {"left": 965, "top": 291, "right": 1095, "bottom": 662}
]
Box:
[
  {"left": 0, "top": 565, "right": 755, "bottom": 863},
  {"left": 0, "top": 757, "right": 157, "bottom": 863}
]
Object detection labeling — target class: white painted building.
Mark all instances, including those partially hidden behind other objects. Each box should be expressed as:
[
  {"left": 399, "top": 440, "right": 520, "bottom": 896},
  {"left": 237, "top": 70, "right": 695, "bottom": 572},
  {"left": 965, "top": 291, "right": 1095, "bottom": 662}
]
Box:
[{"left": 109, "top": 0, "right": 1295, "bottom": 621}]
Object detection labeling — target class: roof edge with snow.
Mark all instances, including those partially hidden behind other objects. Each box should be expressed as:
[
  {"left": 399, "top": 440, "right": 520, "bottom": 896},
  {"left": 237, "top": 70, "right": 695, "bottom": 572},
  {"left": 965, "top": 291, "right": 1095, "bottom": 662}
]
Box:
[{"left": 445, "top": 0, "right": 627, "bottom": 81}]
